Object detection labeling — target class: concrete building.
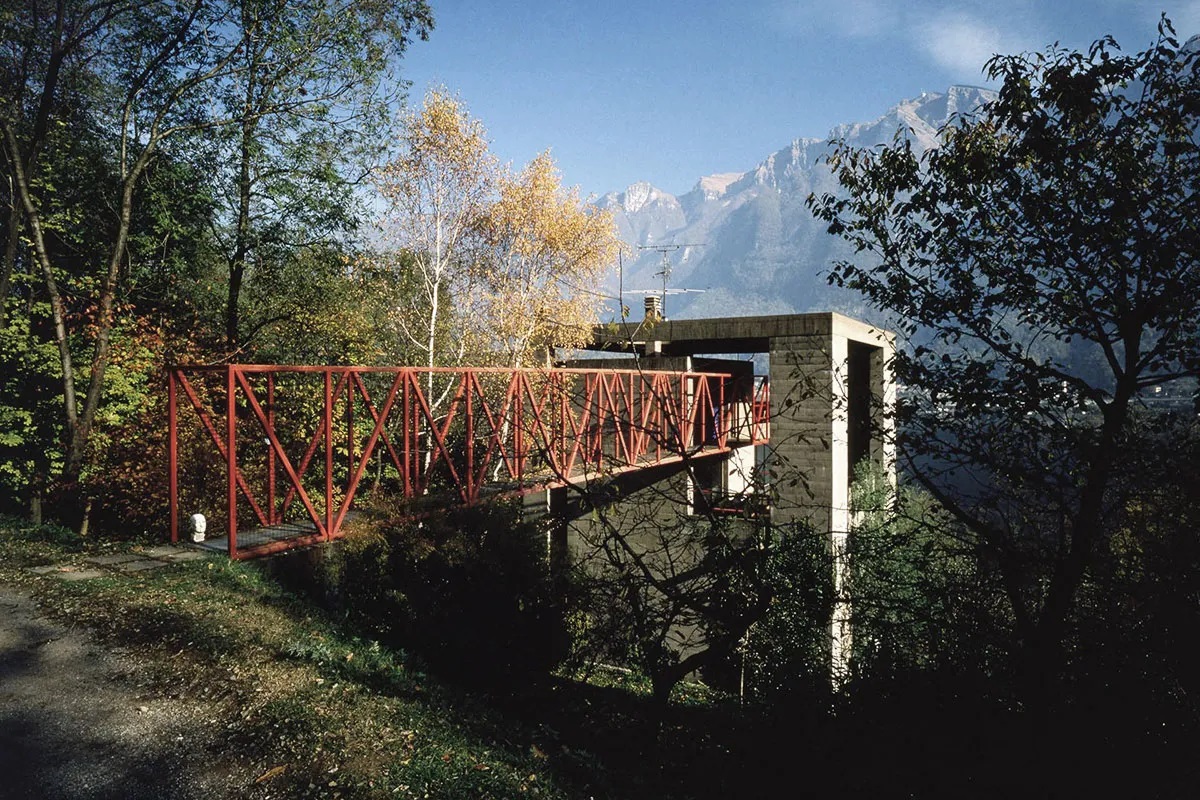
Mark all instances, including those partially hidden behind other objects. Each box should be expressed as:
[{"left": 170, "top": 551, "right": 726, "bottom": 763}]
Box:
[
  {"left": 588, "top": 311, "right": 896, "bottom": 527},
  {"left": 577, "top": 310, "right": 896, "bottom": 680}
]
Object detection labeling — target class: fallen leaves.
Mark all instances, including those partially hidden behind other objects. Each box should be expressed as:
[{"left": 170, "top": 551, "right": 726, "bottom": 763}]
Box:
[{"left": 255, "top": 764, "right": 288, "bottom": 783}]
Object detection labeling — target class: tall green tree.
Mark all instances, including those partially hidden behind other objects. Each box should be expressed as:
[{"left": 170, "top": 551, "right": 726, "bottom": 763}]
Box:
[
  {"left": 210, "top": 0, "right": 431, "bottom": 355},
  {"left": 3, "top": 0, "right": 247, "bottom": 493},
  {"left": 1, "top": 0, "right": 430, "bottom": 517},
  {"left": 808, "top": 20, "right": 1200, "bottom": 706}
]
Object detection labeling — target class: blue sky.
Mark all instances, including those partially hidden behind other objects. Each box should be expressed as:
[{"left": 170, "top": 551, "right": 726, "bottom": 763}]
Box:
[{"left": 400, "top": 1, "right": 1200, "bottom": 198}]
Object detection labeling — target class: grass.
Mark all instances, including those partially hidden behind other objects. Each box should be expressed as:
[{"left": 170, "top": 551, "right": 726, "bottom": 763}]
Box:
[
  {"left": 0, "top": 518, "right": 781, "bottom": 800},
  {"left": 0, "top": 520, "right": 584, "bottom": 799},
  {"left": 5, "top": 517, "right": 1193, "bottom": 799}
]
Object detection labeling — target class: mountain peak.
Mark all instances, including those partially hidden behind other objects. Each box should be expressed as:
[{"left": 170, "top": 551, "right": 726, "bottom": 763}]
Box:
[
  {"left": 694, "top": 172, "right": 743, "bottom": 199},
  {"left": 596, "top": 83, "right": 1002, "bottom": 320},
  {"left": 610, "top": 181, "right": 674, "bottom": 214},
  {"left": 825, "top": 85, "right": 996, "bottom": 153}
]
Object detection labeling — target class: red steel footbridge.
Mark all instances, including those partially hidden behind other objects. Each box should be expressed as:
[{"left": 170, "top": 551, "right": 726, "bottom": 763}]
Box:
[{"left": 168, "top": 364, "right": 769, "bottom": 559}]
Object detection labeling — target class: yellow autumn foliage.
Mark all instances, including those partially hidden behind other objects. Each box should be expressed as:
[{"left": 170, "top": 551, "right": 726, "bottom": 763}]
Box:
[
  {"left": 374, "top": 89, "right": 619, "bottom": 373},
  {"left": 472, "top": 151, "right": 620, "bottom": 365}
]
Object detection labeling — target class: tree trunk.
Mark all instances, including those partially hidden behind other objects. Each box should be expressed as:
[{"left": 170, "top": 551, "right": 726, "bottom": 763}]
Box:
[
  {"left": 0, "top": 204, "right": 19, "bottom": 327},
  {"left": 650, "top": 669, "right": 676, "bottom": 708},
  {"left": 1017, "top": 622, "right": 1064, "bottom": 713},
  {"left": 63, "top": 166, "right": 141, "bottom": 486},
  {"left": 30, "top": 491, "right": 42, "bottom": 526},
  {"left": 226, "top": 86, "right": 257, "bottom": 357},
  {"left": 3, "top": 125, "right": 79, "bottom": 446},
  {"left": 226, "top": 258, "right": 244, "bottom": 355},
  {"left": 421, "top": 252, "right": 441, "bottom": 479}
]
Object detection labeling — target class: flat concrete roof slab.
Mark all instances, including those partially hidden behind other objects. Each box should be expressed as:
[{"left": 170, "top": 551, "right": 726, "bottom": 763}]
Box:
[{"left": 590, "top": 312, "right": 893, "bottom": 356}]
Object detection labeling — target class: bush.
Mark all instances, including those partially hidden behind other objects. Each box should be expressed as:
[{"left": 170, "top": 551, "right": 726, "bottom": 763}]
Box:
[
  {"left": 740, "top": 522, "right": 833, "bottom": 706},
  {"left": 845, "top": 461, "right": 1013, "bottom": 702},
  {"left": 328, "top": 494, "right": 570, "bottom": 684}
]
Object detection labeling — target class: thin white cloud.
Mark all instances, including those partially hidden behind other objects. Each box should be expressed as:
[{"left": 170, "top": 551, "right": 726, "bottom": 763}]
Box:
[
  {"left": 772, "top": 0, "right": 1040, "bottom": 79},
  {"left": 830, "top": 0, "right": 902, "bottom": 38},
  {"left": 916, "top": 11, "right": 1011, "bottom": 77}
]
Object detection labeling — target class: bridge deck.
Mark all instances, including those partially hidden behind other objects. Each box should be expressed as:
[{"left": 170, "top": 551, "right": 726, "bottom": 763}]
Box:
[
  {"left": 193, "top": 520, "right": 322, "bottom": 556},
  {"left": 168, "top": 365, "right": 768, "bottom": 559}
]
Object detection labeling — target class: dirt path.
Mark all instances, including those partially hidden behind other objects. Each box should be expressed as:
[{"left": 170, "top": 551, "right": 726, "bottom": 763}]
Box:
[{"left": 0, "top": 586, "right": 257, "bottom": 799}]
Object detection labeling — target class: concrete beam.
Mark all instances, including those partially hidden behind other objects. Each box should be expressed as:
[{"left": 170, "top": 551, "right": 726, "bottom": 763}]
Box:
[{"left": 589, "top": 312, "right": 894, "bottom": 356}]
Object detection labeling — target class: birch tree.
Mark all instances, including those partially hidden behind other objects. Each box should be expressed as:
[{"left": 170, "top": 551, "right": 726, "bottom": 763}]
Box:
[
  {"left": 375, "top": 90, "right": 620, "bottom": 492},
  {"left": 376, "top": 92, "right": 620, "bottom": 373},
  {"left": 375, "top": 88, "right": 496, "bottom": 395},
  {"left": 474, "top": 152, "right": 620, "bottom": 367}
]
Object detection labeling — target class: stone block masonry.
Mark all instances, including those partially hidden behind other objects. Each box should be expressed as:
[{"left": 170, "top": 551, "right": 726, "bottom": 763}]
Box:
[{"left": 586, "top": 311, "right": 896, "bottom": 682}]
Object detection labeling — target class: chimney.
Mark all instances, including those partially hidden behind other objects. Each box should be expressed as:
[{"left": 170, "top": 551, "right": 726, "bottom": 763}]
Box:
[{"left": 644, "top": 294, "right": 663, "bottom": 322}]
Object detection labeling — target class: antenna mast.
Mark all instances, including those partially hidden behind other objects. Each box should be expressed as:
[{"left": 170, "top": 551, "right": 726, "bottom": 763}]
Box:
[{"left": 635, "top": 243, "right": 704, "bottom": 319}]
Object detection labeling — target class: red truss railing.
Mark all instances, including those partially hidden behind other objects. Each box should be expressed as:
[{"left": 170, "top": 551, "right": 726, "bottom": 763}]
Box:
[{"left": 167, "top": 365, "right": 770, "bottom": 558}]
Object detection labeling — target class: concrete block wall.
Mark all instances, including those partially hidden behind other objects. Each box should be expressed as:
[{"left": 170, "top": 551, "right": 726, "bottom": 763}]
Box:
[
  {"left": 767, "top": 317, "right": 894, "bottom": 683},
  {"left": 768, "top": 332, "right": 843, "bottom": 533},
  {"left": 581, "top": 311, "right": 896, "bottom": 685},
  {"left": 767, "top": 318, "right": 895, "bottom": 534}
]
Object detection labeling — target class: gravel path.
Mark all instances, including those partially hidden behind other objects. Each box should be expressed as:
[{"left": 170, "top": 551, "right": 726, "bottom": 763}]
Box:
[{"left": 0, "top": 586, "right": 256, "bottom": 799}]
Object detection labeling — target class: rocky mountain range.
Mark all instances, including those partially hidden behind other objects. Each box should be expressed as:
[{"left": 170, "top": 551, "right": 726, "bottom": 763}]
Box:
[{"left": 598, "top": 85, "right": 996, "bottom": 323}]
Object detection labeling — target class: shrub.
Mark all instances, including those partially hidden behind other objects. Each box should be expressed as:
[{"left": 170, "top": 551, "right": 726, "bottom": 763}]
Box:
[{"left": 329, "top": 494, "right": 570, "bottom": 684}]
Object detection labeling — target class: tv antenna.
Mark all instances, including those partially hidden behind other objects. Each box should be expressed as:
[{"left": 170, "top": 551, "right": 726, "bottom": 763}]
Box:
[{"left": 626, "top": 243, "right": 706, "bottom": 319}]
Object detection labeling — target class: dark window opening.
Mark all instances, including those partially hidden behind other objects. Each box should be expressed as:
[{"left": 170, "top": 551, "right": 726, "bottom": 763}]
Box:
[{"left": 847, "top": 342, "right": 875, "bottom": 486}]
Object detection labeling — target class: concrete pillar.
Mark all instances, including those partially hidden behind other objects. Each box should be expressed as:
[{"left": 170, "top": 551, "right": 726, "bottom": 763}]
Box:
[
  {"left": 767, "top": 319, "right": 894, "bottom": 684},
  {"left": 767, "top": 332, "right": 844, "bottom": 532}
]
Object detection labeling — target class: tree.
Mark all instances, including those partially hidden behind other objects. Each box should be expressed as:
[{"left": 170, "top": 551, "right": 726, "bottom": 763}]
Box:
[
  {"left": 375, "top": 91, "right": 619, "bottom": 383},
  {"left": 808, "top": 19, "right": 1200, "bottom": 707},
  {"left": 567, "top": 478, "right": 777, "bottom": 707},
  {"left": 0, "top": 124, "right": 217, "bottom": 519},
  {"left": 843, "top": 460, "right": 1004, "bottom": 693},
  {"left": 1, "top": 0, "right": 430, "bottom": 518},
  {"left": 209, "top": 0, "right": 432, "bottom": 354},
  {"left": 375, "top": 88, "right": 497, "bottom": 402},
  {"left": 1, "top": 0, "right": 142, "bottom": 489},
  {"left": 474, "top": 152, "right": 620, "bottom": 366}
]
